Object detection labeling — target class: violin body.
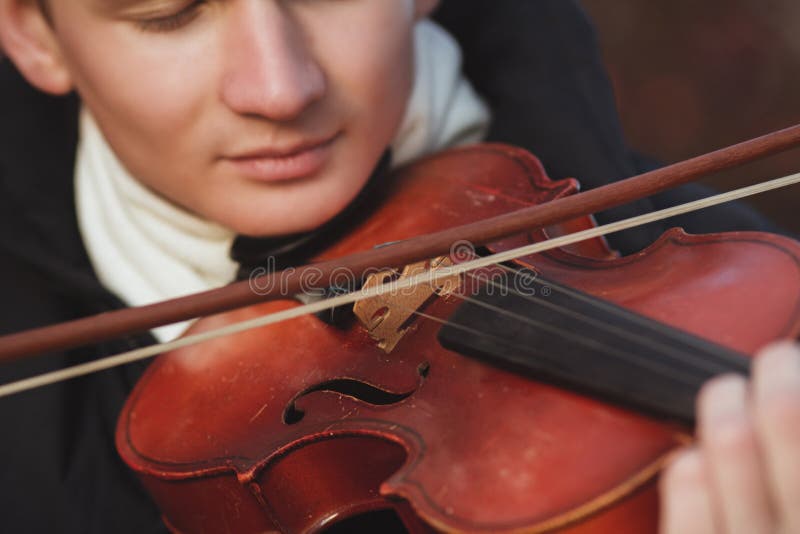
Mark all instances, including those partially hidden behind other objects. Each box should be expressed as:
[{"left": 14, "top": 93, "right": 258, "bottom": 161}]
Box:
[{"left": 116, "top": 145, "right": 800, "bottom": 533}]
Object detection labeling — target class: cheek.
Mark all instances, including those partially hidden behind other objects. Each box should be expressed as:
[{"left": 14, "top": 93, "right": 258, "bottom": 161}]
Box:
[
  {"left": 315, "top": 5, "right": 416, "bottom": 145},
  {"left": 55, "top": 20, "right": 217, "bottom": 169}
]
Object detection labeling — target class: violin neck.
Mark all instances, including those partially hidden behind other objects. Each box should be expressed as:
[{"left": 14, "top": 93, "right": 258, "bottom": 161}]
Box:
[{"left": 437, "top": 269, "right": 750, "bottom": 427}]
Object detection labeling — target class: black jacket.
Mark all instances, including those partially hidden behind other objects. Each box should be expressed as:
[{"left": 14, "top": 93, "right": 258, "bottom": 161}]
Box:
[{"left": 0, "top": 1, "right": 782, "bottom": 532}]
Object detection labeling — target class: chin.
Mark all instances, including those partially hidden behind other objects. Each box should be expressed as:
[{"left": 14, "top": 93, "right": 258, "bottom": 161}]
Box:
[
  {"left": 217, "top": 166, "right": 373, "bottom": 237},
  {"left": 226, "top": 204, "right": 345, "bottom": 238}
]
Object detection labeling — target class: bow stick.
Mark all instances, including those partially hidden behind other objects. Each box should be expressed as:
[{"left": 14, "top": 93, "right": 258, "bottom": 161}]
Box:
[
  {"left": 1, "top": 124, "right": 800, "bottom": 363},
  {"left": 0, "top": 171, "right": 798, "bottom": 398}
]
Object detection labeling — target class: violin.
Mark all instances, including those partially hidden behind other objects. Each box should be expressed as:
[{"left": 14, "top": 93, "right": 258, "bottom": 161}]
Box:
[
  {"left": 2, "top": 132, "right": 800, "bottom": 532},
  {"left": 118, "top": 144, "right": 800, "bottom": 532}
]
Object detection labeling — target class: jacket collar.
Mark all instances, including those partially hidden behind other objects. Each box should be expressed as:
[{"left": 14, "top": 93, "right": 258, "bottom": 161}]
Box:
[{"left": 0, "top": 61, "right": 112, "bottom": 307}]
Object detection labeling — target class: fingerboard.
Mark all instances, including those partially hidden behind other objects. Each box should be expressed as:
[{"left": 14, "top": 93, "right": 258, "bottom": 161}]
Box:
[{"left": 437, "top": 268, "right": 750, "bottom": 425}]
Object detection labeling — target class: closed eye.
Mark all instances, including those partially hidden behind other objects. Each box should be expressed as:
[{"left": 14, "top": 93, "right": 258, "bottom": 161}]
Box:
[{"left": 136, "top": 0, "right": 206, "bottom": 33}]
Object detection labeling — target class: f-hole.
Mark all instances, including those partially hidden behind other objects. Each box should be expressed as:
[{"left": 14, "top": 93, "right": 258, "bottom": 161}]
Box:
[
  {"left": 321, "top": 509, "right": 408, "bottom": 533},
  {"left": 283, "top": 363, "right": 430, "bottom": 425}
]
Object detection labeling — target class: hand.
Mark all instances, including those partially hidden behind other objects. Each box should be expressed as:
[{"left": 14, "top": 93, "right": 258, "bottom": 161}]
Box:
[{"left": 660, "top": 341, "right": 800, "bottom": 534}]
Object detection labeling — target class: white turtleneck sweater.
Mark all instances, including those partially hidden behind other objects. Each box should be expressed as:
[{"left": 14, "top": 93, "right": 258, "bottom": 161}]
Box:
[{"left": 75, "top": 19, "right": 491, "bottom": 342}]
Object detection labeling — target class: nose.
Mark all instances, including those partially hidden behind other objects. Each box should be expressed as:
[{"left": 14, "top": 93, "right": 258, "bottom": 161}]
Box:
[{"left": 220, "top": 2, "right": 326, "bottom": 122}]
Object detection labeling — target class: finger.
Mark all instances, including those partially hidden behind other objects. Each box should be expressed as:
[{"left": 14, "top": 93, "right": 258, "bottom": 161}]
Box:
[
  {"left": 752, "top": 341, "right": 800, "bottom": 533},
  {"left": 698, "top": 374, "right": 775, "bottom": 534},
  {"left": 659, "top": 448, "right": 716, "bottom": 534}
]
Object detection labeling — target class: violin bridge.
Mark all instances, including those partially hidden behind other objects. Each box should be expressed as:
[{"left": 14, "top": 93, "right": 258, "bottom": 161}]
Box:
[{"left": 354, "top": 256, "right": 460, "bottom": 353}]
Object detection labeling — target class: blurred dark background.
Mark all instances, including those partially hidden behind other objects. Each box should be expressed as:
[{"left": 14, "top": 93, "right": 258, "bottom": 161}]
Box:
[{"left": 581, "top": 0, "right": 800, "bottom": 233}]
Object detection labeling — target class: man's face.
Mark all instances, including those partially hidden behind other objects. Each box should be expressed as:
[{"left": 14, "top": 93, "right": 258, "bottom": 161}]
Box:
[{"left": 45, "top": 0, "right": 423, "bottom": 236}]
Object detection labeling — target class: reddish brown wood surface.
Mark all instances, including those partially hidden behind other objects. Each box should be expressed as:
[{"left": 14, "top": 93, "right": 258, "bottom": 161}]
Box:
[
  {"left": 117, "top": 147, "right": 800, "bottom": 532},
  {"left": 3, "top": 123, "right": 800, "bottom": 362}
]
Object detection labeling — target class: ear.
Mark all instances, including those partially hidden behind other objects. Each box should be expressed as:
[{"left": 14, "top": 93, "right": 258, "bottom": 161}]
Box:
[
  {"left": 0, "top": 0, "right": 72, "bottom": 94},
  {"left": 414, "top": 0, "right": 441, "bottom": 19}
]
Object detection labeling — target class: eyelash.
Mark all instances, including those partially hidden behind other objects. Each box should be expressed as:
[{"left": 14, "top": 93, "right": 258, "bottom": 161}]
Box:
[{"left": 137, "top": 1, "right": 206, "bottom": 33}]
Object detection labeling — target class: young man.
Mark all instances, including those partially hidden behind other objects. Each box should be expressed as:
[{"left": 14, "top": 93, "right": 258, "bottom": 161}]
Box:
[{"left": 0, "top": 0, "right": 797, "bottom": 532}]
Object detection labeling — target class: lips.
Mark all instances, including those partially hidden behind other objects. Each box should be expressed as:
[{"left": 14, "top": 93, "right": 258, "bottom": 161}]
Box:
[{"left": 225, "top": 132, "right": 340, "bottom": 183}]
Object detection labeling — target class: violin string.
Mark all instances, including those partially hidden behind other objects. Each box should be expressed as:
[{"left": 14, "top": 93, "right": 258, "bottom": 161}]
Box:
[
  {"left": 0, "top": 171, "right": 798, "bottom": 398},
  {"left": 354, "top": 262, "right": 709, "bottom": 387},
  {"left": 400, "top": 299, "right": 705, "bottom": 390},
  {"left": 481, "top": 264, "right": 737, "bottom": 374},
  {"left": 452, "top": 271, "right": 720, "bottom": 385},
  {"left": 494, "top": 262, "right": 722, "bottom": 355}
]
